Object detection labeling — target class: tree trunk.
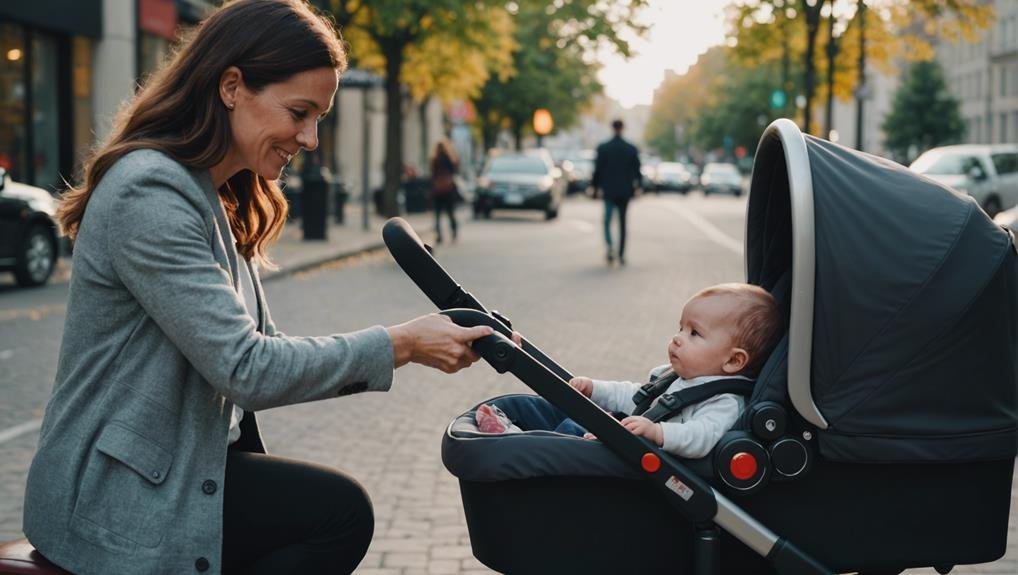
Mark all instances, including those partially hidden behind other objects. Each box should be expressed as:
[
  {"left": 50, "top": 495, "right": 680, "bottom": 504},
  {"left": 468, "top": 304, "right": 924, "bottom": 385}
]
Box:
[
  {"left": 801, "top": 0, "right": 825, "bottom": 135},
  {"left": 382, "top": 40, "right": 405, "bottom": 218},
  {"left": 419, "top": 97, "right": 430, "bottom": 170},
  {"left": 512, "top": 120, "right": 523, "bottom": 151},
  {"left": 825, "top": 11, "right": 838, "bottom": 138},
  {"left": 855, "top": 0, "right": 866, "bottom": 150}
]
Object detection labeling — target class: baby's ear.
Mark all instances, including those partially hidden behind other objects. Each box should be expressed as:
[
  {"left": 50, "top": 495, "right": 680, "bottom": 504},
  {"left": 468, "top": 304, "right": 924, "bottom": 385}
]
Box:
[{"left": 723, "top": 348, "right": 749, "bottom": 374}]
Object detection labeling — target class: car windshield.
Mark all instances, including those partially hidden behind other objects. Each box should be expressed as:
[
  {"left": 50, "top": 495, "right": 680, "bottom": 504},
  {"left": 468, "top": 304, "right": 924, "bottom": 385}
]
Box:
[
  {"left": 486, "top": 156, "right": 548, "bottom": 175},
  {"left": 705, "top": 163, "right": 738, "bottom": 175},
  {"left": 911, "top": 153, "right": 979, "bottom": 175},
  {"left": 656, "top": 163, "right": 687, "bottom": 175}
]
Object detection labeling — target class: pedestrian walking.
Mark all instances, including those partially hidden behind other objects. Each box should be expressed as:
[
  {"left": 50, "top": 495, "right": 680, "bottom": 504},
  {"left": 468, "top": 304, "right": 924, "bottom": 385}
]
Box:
[
  {"left": 21, "top": 2, "right": 494, "bottom": 574},
  {"left": 430, "top": 139, "right": 459, "bottom": 243},
  {"left": 591, "top": 119, "right": 642, "bottom": 265}
]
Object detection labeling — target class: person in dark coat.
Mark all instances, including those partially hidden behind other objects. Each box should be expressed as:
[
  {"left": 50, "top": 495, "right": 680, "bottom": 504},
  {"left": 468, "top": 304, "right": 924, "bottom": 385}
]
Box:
[
  {"left": 430, "top": 139, "right": 459, "bottom": 243},
  {"left": 591, "top": 119, "right": 642, "bottom": 265}
]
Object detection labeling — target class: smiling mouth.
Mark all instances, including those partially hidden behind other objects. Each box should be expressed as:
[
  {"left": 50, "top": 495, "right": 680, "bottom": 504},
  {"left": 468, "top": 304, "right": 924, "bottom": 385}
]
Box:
[{"left": 274, "top": 147, "right": 295, "bottom": 163}]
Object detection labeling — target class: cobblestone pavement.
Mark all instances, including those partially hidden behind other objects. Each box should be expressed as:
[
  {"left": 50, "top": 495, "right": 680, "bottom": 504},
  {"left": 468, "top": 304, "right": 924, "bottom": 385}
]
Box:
[{"left": 0, "top": 193, "right": 1014, "bottom": 574}]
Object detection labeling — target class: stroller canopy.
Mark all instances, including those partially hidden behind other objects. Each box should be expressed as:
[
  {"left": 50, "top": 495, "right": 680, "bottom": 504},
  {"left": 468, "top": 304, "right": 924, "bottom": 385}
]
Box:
[{"left": 746, "top": 120, "right": 1017, "bottom": 463}]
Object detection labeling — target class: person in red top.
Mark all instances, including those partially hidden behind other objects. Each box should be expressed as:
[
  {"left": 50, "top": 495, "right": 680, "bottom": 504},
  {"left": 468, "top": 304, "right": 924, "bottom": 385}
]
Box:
[{"left": 430, "top": 139, "right": 460, "bottom": 243}]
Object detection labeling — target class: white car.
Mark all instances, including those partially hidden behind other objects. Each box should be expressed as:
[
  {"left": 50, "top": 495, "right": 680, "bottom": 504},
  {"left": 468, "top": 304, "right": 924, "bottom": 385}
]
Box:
[
  {"left": 909, "top": 144, "right": 1018, "bottom": 218},
  {"left": 700, "top": 162, "right": 744, "bottom": 196}
]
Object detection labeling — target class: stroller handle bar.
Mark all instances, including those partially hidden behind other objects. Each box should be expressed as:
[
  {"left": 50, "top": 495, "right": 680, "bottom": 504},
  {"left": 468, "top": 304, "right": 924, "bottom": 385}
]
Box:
[
  {"left": 754, "top": 119, "right": 828, "bottom": 429},
  {"left": 383, "top": 217, "right": 572, "bottom": 382}
]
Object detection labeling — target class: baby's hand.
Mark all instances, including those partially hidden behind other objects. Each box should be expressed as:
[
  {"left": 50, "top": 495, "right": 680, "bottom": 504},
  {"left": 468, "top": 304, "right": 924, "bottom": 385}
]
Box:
[
  {"left": 620, "top": 416, "right": 664, "bottom": 446},
  {"left": 569, "top": 376, "right": 594, "bottom": 397}
]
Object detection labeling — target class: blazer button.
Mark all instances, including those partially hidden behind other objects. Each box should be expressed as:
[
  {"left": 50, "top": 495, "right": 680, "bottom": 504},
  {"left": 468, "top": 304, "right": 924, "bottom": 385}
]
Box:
[
  {"left": 195, "top": 557, "right": 210, "bottom": 572},
  {"left": 201, "top": 479, "right": 217, "bottom": 495},
  {"left": 150, "top": 470, "right": 161, "bottom": 480}
]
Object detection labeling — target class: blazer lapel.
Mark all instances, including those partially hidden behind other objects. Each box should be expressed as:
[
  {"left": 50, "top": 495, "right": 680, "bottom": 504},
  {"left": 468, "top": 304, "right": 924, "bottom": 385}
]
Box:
[{"left": 194, "top": 170, "right": 240, "bottom": 287}]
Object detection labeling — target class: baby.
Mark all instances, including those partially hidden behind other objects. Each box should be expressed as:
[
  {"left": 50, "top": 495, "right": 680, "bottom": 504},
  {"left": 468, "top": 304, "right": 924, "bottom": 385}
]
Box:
[{"left": 475, "top": 283, "right": 782, "bottom": 458}]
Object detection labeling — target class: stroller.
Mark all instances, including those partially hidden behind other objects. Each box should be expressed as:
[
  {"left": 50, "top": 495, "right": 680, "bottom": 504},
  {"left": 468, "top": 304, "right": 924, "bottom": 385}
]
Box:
[{"left": 382, "top": 119, "right": 1017, "bottom": 574}]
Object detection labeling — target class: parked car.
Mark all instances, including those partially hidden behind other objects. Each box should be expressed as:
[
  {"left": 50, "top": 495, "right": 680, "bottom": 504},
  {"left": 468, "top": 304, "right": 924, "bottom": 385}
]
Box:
[
  {"left": 0, "top": 168, "right": 60, "bottom": 286},
  {"left": 700, "top": 162, "right": 744, "bottom": 196},
  {"left": 909, "top": 144, "right": 1018, "bottom": 218},
  {"left": 653, "top": 162, "right": 693, "bottom": 193},
  {"left": 473, "top": 150, "right": 564, "bottom": 220}
]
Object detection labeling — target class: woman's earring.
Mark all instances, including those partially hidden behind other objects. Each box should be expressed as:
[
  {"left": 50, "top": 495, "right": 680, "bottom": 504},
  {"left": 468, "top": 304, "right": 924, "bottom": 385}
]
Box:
[{"left": 226, "top": 103, "right": 235, "bottom": 111}]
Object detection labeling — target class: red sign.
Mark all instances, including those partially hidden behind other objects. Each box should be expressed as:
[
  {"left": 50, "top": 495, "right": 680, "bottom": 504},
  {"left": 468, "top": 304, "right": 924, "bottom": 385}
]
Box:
[{"left": 139, "top": 0, "right": 178, "bottom": 40}]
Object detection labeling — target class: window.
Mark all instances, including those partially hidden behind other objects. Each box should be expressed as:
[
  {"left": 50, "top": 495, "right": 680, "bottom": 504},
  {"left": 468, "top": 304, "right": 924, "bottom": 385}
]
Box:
[
  {"left": 31, "top": 30, "right": 60, "bottom": 191},
  {"left": 0, "top": 22, "right": 27, "bottom": 182},
  {"left": 991, "top": 152, "right": 1018, "bottom": 175}
]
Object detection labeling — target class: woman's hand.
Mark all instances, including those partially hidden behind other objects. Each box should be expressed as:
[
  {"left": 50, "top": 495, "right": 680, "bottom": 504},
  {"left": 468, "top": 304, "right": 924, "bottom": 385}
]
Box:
[
  {"left": 386, "top": 314, "right": 493, "bottom": 373},
  {"left": 569, "top": 376, "right": 594, "bottom": 397},
  {"left": 620, "top": 415, "right": 664, "bottom": 446}
]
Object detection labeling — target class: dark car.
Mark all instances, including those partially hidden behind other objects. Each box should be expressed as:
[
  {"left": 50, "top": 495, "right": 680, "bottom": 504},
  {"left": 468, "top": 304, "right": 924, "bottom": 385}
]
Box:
[
  {"left": 0, "top": 168, "right": 60, "bottom": 286},
  {"left": 473, "top": 150, "right": 564, "bottom": 220}
]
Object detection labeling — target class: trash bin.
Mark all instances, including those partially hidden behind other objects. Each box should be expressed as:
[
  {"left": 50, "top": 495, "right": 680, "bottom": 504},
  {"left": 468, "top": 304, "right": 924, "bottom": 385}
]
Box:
[
  {"left": 302, "top": 167, "right": 330, "bottom": 240},
  {"left": 333, "top": 178, "right": 348, "bottom": 224},
  {"left": 403, "top": 177, "right": 431, "bottom": 213}
]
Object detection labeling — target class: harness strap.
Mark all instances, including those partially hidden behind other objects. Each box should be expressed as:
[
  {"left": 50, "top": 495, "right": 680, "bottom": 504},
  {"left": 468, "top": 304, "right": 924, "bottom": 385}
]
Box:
[
  {"left": 631, "top": 370, "right": 679, "bottom": 416},
  {"left": 642, "top": 378, "right": 755, "bottom": 423}
]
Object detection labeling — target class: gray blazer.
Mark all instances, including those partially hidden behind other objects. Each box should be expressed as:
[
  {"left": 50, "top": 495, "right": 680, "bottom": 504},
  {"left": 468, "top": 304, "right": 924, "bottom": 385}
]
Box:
[{"left": 23, "top": 149, "right": 394, "bottom": 574}]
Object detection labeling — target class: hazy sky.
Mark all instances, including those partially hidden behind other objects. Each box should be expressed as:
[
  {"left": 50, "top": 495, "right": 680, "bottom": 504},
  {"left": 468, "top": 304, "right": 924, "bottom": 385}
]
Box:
[{"left": 598, "top": 0, "right": 731, "bottom": 109}]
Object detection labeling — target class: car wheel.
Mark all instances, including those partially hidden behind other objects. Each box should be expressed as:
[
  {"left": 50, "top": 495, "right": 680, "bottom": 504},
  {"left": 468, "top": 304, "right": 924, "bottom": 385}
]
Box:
[
  {"left": 14, "top": 225, "right": 56, "bottom": 287},
  {"left": 983, "top": 196, "right": 1002, "bottom": 218}
]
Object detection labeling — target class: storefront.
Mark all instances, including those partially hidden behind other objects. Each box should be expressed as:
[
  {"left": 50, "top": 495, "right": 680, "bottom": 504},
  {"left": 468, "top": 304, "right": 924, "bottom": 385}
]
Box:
[{"left": 0, "top": 1, "right": 99, "bottom": 192}]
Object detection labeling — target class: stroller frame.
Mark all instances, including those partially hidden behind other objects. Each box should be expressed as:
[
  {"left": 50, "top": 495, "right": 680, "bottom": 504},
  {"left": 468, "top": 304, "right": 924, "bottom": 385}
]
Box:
[
  {"left": 382, "top": 137, "right": 830, "bottom": 571},
  {"left": 383, "top": 118, "right": 1016, "bottom": 574}
]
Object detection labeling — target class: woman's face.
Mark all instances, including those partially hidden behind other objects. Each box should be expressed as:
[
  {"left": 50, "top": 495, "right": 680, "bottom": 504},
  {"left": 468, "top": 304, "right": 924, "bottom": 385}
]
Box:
[{"left": 227, "top": 67, "right": 338, "bottom": 181}]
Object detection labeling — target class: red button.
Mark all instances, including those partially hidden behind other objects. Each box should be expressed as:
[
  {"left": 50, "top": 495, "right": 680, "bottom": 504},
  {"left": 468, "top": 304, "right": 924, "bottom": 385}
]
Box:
[
  {"left": 641, "top": 453, "right": 661, "bottom": 473},
  {"left": 730, "top": 452, "right": 758, "bottom": 480}
]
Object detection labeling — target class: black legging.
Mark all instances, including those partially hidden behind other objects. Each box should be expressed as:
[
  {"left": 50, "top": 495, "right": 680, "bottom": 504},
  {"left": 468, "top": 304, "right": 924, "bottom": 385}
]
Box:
[
  {"left": 221, "top": 449, "right": 374, "bottom": 574},
  {"left": 433, "top": 194, "right": 457, "bottom": 241}
]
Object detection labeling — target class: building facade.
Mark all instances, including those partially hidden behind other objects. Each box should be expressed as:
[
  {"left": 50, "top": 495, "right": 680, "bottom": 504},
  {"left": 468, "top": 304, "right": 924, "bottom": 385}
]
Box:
[
  {"left": 0, "top": 0, "right": 443, "bottom": 207},
  {"left": 937, "top": 0, "right": 1018, "bottom": 144}
]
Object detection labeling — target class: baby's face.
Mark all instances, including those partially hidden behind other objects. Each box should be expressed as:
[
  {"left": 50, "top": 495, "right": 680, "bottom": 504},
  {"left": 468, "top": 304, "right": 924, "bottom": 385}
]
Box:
[{"left": 667, "top": 294, "right": 741, "bottom": 379}]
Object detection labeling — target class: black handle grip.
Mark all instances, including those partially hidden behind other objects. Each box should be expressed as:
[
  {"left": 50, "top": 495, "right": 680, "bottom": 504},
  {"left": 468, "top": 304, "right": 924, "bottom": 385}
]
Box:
[{"left": 383, "top": 217, "right": 485, "bottom": 311}]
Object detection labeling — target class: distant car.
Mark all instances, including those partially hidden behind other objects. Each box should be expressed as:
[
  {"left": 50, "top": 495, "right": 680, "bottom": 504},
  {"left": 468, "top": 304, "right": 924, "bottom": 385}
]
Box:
[
  {"left": 653, "top": 162, "right": 693, "bottom": 193},
  {"left": 700, "top": 162, "right": 744, "bottom": 196},
  {"left": 640, "top": 154, "right": 660, "bottom": 191},
  {"left": 473, "top": 150, "right": 564, "bottom": 220},
  {"left": 0, "top": 168, "right": 60, "bottom": 286},
  {"left": 909, "top": 144, "right": 1018, "bottom": 218},
  {"left": 565, "top": 151, "right": 595, "bottom": 194}
]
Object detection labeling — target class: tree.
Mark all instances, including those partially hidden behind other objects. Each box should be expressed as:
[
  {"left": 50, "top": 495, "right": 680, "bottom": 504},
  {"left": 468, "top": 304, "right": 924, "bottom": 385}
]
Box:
[
  {"left": 645, "top": 47, "right": 726, "bottom": 159},
  {"left": 727, "top": 0, "right": 993, "bottom": 136},
  {"left": 473, "top": 0, "right": 648, "bottom": 152},
  {"left": 331, "top": 1, "right": 512, "bottom": 217},
  {"left": 881, "top": 60, "right": 964, "bottom": 163}
]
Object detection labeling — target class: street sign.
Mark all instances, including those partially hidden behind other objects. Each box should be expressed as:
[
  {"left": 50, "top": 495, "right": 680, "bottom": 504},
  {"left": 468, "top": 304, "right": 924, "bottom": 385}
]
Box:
[{"left": 769, "top": 89, "right": 787, "bottom": 109}]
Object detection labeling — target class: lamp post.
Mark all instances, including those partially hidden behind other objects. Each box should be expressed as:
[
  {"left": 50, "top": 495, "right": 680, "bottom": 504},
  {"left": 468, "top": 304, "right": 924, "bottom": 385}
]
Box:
[{"left": 532, "top": 108, "right": 553, "bottom": 148}]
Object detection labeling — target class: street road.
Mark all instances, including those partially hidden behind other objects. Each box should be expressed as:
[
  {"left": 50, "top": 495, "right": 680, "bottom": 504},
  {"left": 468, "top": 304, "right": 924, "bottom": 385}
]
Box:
[{"left": 0, "top": 193, "right": 1013, "bottom": 574}]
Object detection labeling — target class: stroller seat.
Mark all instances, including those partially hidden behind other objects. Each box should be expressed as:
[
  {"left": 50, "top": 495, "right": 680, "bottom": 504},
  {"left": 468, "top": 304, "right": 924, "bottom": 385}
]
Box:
[{"left": 444, "top": 397, "right": 1013, "bottom": 574}]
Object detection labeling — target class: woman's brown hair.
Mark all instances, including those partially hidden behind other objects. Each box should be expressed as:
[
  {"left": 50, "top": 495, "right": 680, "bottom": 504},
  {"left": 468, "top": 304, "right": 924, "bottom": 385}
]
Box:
[{"left": 57, "top": 0, "right": 346, "bottom": 266}]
